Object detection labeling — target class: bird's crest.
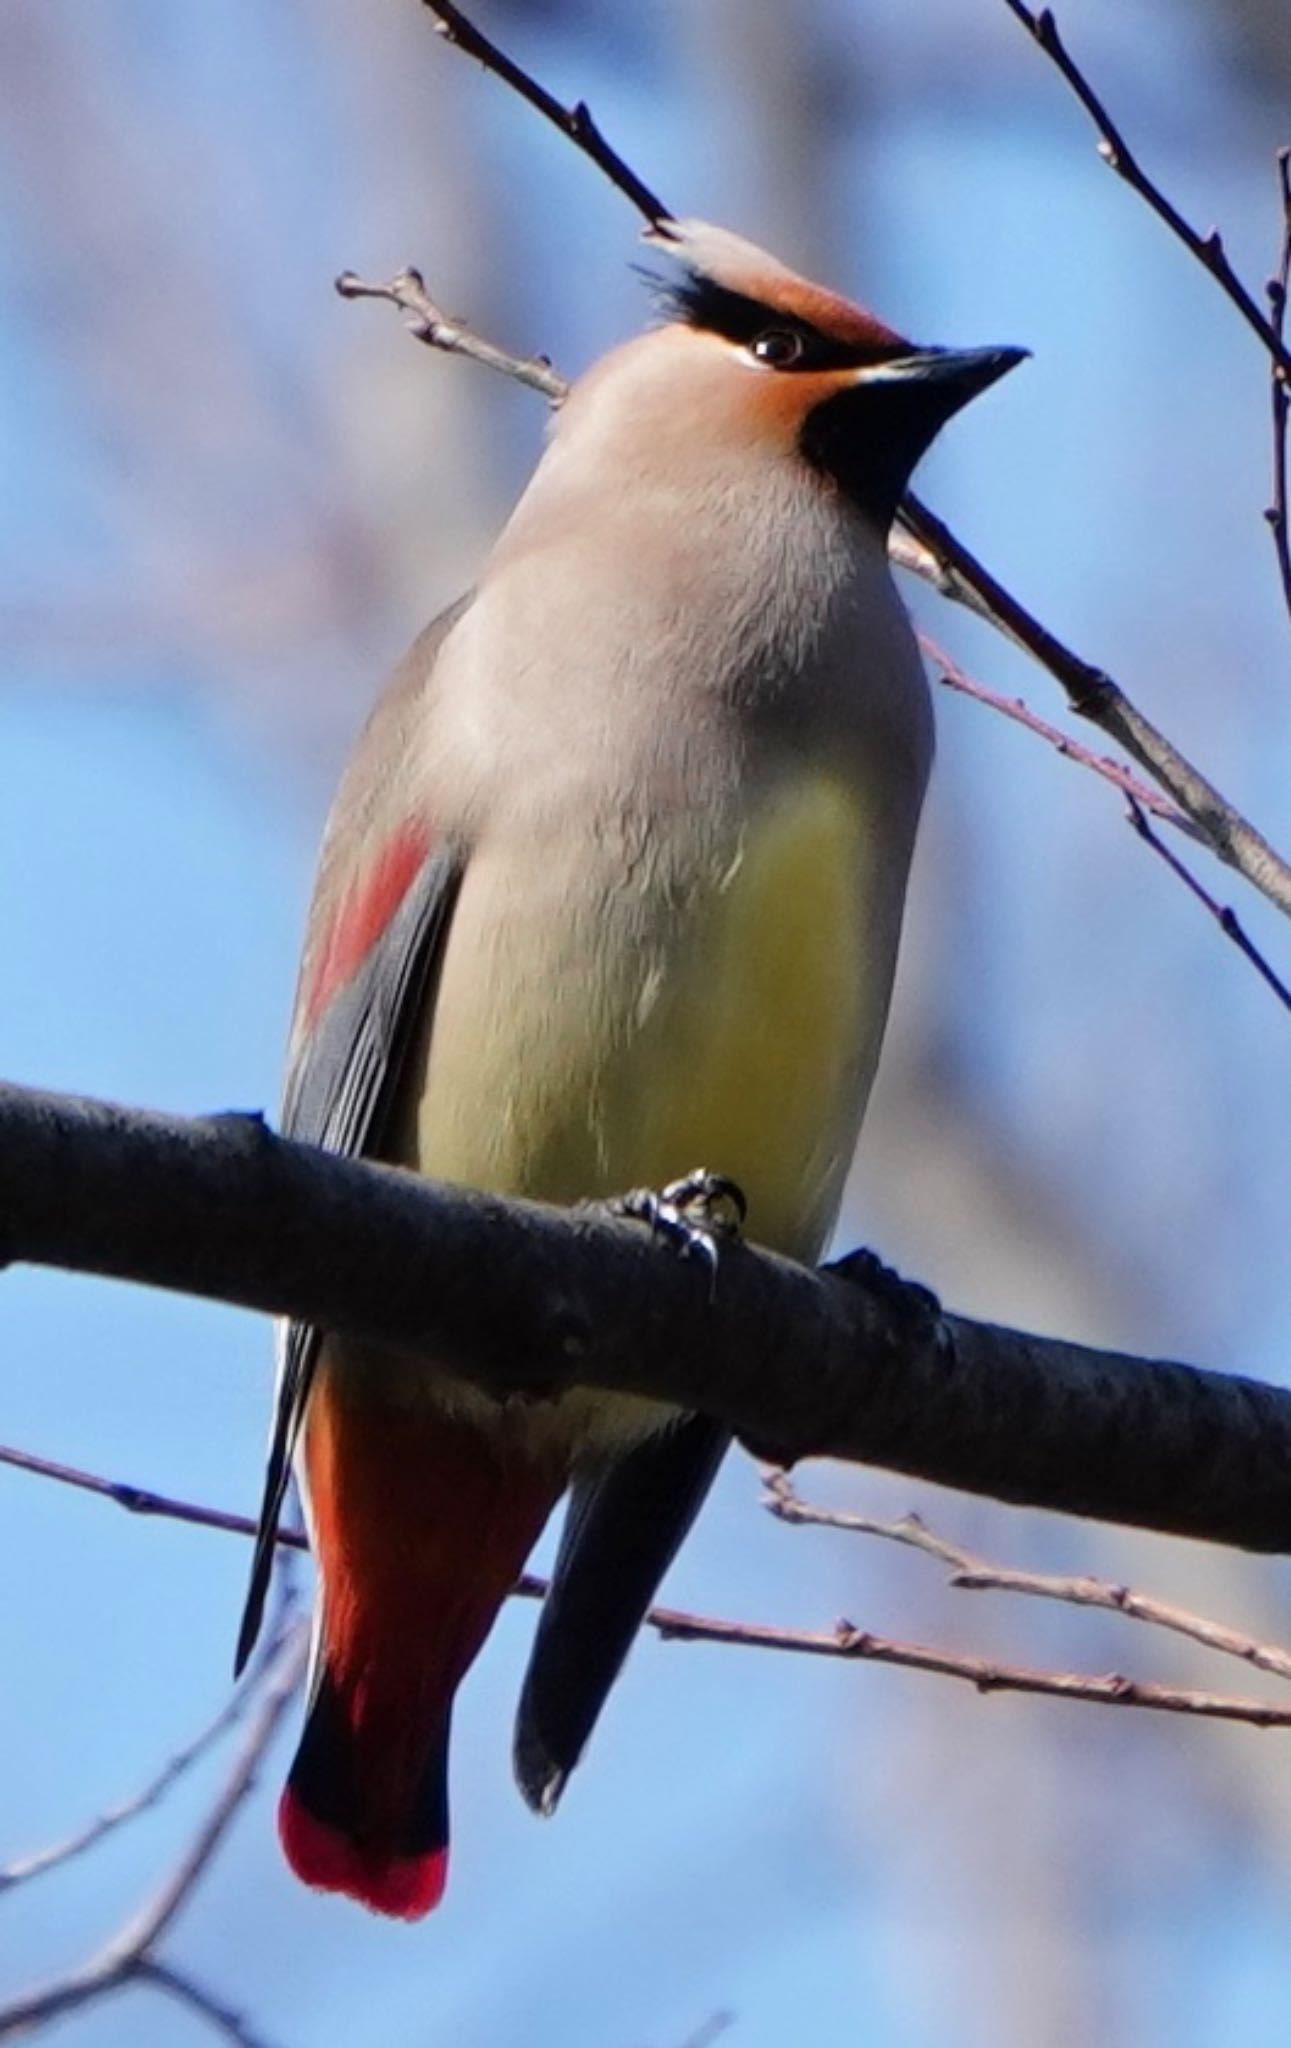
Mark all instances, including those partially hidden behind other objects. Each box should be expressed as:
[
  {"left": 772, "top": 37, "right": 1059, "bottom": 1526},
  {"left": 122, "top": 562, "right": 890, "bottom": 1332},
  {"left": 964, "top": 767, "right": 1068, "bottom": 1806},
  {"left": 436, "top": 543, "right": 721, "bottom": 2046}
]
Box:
[{"left": 643, "top": 218, "right": 909, "bottom": 366}]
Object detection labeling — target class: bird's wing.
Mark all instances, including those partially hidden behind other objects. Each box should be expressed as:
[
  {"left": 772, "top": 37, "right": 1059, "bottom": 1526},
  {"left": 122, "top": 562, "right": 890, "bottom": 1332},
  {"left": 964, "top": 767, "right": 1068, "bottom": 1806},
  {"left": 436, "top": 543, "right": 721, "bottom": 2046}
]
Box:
[
  {"left": 514, "top": 1414, "right": 729, "bottom": 1813},
  {"left": 234, "top": 606, "right": 469, "bottom": 1675}
]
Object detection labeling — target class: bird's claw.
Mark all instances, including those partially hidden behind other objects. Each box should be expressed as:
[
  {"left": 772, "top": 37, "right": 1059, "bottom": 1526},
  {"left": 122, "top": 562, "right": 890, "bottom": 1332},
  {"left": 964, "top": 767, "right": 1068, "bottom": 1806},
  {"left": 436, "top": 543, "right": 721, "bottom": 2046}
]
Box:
[
  {"left": 608, "top": 1169, "right": 747, "bottom": 1299},
  {"left": 659, "top": 1169, "right": 747, "bottom": 1234}
]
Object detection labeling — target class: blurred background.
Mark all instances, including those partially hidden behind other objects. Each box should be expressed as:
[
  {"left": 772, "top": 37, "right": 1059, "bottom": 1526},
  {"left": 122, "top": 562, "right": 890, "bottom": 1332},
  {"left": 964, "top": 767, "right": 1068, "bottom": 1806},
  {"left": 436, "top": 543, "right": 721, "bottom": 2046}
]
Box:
[{"left": 2, "top": 1, "right": 1290, "bottom": 2042}]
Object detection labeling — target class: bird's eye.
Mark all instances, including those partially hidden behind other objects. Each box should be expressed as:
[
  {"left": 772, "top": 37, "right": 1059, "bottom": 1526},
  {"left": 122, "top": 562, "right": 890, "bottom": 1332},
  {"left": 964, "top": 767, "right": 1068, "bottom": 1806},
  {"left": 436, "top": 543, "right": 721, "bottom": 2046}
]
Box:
[{"left": 750, "top": 328, "right": 806, "bottom": 368}]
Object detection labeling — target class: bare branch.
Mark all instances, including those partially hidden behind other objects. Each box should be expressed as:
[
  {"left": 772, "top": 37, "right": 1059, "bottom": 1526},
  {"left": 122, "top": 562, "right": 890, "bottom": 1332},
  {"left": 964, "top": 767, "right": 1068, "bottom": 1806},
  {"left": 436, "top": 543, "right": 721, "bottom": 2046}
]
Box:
[
  {"left": 417, "top": 1, "right": 671, "bottom": 228},
  {"left": 1125, "top": 798, "right": 1291, "bottom": 1013},
  {"left": 923, "top": 634, "right": 1291, "bottom": 1011},
  {"left": 919, "top": 631, "right": 1197, "bottom": 836},
  {"left": 889, "top": 519, "right": 1027, "bottom": 631},
  {"left": 335, "top": 266, "right": 1291, "bottom": 926},
  {"left": 0, "top": 1438, "right": 305, "bottom": 1547},
  {"left": 764, "top": 1473, "right": 1291, "bottom": 1688},
  {"left": 648, "top": 1598, "right": 1291, "bottom": 1729},
  {"left": 899, "top": 493, "right": 1291, "bottom": 918},
  {"left": 668, "top": 2014, "right": 736, "bottom": 2048},
  {"left": 11, "top": 1440, "right": 1291, "bottom": 1745},
  {"left": 336, "top": 267, "right": 567, "bottom": 404},
  {"left": 1001, "top": 2, "right": 1291, "bottom": 379},
  {"left": 0, "top": 1620, "right": 304, "bottom": 2043},
  {"left": 107, "top": 1625, "right": 307, "bottom": 1961},
  {"left": 1266, "top": 148, "right": 1291, "bottom": 629},
  {"left": 135, "top": 1960, "right": 281, "bottom": 2048},
  {"left": 0, "top": 1670, "right": 270, "bottom": 1893},
  {"left": 336, "top": 3, "right": 1291, "bottom": 926},
  {"left": 0, "top": 1435, "right": 553, "bottom": 1603},
  {"left": 5, "top": 1081, "right": 1291, "bottom": 1559}
]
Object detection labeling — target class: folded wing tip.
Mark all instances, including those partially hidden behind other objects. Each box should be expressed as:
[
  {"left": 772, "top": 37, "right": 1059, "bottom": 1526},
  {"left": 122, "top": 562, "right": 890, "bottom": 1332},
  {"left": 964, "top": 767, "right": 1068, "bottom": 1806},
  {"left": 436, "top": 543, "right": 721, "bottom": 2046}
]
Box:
[
  {"left": 232, "top": 1602, "right": 261, "bottom": 1681},
  {"left": 514, "top": 1730, "right": 569, "bottom": 1817}
]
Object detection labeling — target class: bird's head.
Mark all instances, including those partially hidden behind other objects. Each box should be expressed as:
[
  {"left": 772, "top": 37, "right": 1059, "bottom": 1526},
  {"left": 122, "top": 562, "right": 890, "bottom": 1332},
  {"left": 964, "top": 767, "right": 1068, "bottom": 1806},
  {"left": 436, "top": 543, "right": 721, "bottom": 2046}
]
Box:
[{"left": 564, "top": 218, "right": 1026, "bottom": 533}]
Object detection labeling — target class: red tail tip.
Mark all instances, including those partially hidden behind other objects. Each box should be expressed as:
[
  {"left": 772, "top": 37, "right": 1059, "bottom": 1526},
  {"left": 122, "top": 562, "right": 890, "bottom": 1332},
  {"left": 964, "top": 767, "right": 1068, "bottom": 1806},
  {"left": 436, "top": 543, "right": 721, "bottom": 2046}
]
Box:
[{"left": 278, "top": 1789, "right": 448, "bottom": 1920}]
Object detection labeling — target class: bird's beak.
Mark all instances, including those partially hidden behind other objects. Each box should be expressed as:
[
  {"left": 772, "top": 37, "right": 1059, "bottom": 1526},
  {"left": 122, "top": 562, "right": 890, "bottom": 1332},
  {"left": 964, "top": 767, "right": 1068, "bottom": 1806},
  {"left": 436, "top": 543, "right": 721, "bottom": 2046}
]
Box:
[{"left": 859, "top": 344, "right": 1030, "bottom": 399}]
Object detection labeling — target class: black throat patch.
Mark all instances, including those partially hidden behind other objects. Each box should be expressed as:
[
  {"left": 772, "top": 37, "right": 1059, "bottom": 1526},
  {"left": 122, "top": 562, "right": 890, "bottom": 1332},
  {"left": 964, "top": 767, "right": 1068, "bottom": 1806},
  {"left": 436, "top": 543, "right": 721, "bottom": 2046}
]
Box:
[{"left": 801, "top": 382, "right": 962, "bottom": 533}]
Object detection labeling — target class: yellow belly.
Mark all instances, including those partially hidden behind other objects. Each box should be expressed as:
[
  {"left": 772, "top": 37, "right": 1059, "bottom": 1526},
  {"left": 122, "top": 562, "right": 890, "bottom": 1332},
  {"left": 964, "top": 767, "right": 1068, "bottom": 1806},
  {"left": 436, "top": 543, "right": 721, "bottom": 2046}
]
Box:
[
  {"left": 392, "top": 773, "right": 876, "bottom": 1450},
  {"left": 416, "top": 775, "right": 872, "bottom": 1252},
  {"left": 586, "top": 775, "right": 866, "bottom": 1260},
  {"left": 375, "top": 774, "right": 881, "bottom": 1449}
]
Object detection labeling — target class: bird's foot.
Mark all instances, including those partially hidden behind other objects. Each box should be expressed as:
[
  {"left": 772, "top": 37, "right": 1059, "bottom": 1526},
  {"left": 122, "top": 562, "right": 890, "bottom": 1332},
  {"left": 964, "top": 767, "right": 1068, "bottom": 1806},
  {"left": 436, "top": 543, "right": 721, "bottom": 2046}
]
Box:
[{"left": 608, "top": 1169, "right": 747, "bottom": 1298}]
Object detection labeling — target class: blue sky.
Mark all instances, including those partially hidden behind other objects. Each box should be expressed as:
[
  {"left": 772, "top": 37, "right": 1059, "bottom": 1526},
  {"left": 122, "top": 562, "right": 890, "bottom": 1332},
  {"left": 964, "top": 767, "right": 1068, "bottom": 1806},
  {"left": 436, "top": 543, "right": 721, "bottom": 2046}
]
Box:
[{"left": 3, "top": 4, "right": 1291, "bottom": 2044}]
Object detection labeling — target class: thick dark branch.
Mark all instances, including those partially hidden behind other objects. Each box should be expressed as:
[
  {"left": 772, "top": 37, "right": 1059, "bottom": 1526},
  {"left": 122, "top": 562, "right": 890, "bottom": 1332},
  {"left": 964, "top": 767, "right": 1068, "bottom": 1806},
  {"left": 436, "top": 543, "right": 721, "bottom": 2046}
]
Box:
[{"left": 2, "top": 1080, "right": 1291, "bottom": 1556}]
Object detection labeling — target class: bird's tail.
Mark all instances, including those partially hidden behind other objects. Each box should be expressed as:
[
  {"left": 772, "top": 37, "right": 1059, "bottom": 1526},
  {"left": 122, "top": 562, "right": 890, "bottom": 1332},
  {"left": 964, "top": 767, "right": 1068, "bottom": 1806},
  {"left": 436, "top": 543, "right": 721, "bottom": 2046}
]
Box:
[
  {"left": 279, "top": 1656, "right": 454, "bottom": 1919},
  {"left": 278, "top": 1382, "right": 559, "bottom": 1918}
]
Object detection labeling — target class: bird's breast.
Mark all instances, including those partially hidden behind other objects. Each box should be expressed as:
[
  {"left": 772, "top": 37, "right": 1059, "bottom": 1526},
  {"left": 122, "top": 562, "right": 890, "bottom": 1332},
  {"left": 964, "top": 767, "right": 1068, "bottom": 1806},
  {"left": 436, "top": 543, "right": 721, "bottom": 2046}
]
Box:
[
  {"left": 404, "top": 767, "right": 884, "bottom": 1257},
  {"left": 369, "top": 460, "right": 930, "bottom": 1452},
  {"left": 381, "top": 766, "right": 882, "bottom": 1456}
]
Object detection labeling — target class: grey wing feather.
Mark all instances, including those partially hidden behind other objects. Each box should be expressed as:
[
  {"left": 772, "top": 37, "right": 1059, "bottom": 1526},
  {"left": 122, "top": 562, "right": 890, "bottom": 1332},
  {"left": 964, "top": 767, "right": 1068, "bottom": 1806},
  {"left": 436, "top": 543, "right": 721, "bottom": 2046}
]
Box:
[
  {"left": 514, "top": 1415, "right": 729, "bottom": 1812},
  {"left": 233, "top": 841, "right": 463, "bottom": 1675}
]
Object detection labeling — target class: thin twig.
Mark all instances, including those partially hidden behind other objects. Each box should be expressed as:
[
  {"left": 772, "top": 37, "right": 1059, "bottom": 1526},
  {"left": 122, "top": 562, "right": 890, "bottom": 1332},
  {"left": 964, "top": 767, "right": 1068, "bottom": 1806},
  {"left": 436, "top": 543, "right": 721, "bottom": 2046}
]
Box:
[
  {"left": 919, "top": 630, "right": 1196, "bottom": 836},
  {"left": 11, "top": 1440, "right": 1291, "bottom": 1735},
  {"left": 921, "top": 631, "right": 1291, "bottom": 1008},
  {"left": 0, "top": 1622, "right": 305, "bottom": 2044},
  {"left": 899, "top": 492, "right": 1291, "bottom": 917},
  {"left": 107, "top": 1624, "right": 306, "bottom": 1959},
  {"left": 1001, "top": 2, "right": 1291, "bottom": 379},
  {"left": 674, "top": 2017, "right": 736, "bottom": 2048},
  {"left": 336, "top": 267, "right": 567, "bottom": 404},
  {"left": 0, "top": 1439, "right": 307, "bottom": 1548},
  {"left": 346, "top": 1, "right": 1291, "bottom": 925},
  {"left": 1125, "top": 797, "right": 1291, "bottom": 1014},
  {"left": 335, "top": 266, "right": 1291, "bottom": 928},
  {"left": 0, "top": 1668, "right": 269, "bottom": 1892},
  {"left": 417, "top": 1, "right": 672, "bottom": 228},
  {"left": 647, "top": 1600, "right": 1291, "bottom": 1728},
  {"left": 1266, "top": 148, "right": 1291, "bottom": 629},
  {"left": 0, "top": 1434, "right": 558, "bottom": 1587},
  {"left": 136, "top": 1959, "right": 280, "bottom": 2048},
  {"left": 764, "top": 1472, "right": 1291, "bottom": 1687}
]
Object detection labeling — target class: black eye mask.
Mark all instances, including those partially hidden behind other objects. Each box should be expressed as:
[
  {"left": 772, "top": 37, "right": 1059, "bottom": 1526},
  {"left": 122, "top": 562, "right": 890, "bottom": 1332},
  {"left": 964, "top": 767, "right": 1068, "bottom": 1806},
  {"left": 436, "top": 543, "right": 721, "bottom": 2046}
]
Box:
[{"left": 648, "top": 270, "right": 906, "bottom": 374}]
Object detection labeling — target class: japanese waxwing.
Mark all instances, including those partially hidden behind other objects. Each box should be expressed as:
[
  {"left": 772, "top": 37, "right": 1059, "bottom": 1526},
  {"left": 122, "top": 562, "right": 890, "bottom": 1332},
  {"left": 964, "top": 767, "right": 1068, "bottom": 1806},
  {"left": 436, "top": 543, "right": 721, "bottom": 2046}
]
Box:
[{"left": 237, "top": 216, "right": 1025, "bottom": 1918}]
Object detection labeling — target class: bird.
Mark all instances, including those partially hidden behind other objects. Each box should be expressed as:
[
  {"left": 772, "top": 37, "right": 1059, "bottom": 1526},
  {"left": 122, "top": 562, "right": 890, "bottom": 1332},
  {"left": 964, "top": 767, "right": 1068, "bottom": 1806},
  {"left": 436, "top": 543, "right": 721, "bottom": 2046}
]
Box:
[{"left": 236, "top": 216, "right": 1024, "bottom": 1919}]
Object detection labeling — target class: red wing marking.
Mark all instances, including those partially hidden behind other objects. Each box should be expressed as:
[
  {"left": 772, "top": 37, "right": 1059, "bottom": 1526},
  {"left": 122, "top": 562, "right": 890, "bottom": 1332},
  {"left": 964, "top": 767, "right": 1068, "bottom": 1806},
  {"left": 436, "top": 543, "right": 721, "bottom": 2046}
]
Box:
[{"left": 302, "top": 823, "right": 433, "bottom": 1028}]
